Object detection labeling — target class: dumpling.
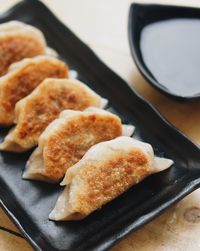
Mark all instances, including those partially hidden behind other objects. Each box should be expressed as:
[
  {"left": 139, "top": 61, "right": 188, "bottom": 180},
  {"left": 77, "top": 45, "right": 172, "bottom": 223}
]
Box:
[
  {"left": 49, "top": 136, "right": 173, "bottom": 221},
  {"left": 0, "top": 78, "right": 105, "bottom": 152},
  {"left": 23, "top": 107, "right": 135, "bottom": 183},
  {"left": 0, "top": 21, "right": 47, "bottom": 76},
  {"left": 0, "top": 56, "right": 68, "bottom": 125}
]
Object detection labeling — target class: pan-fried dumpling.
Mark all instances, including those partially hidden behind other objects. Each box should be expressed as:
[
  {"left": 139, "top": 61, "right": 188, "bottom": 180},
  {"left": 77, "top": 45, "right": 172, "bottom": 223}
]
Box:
[
  {"left": 0, "top": 21, "right": 48, "bottom": 76},
  {"left": 0, "top": 79, "right": 105, "bottom": 152},
  {"left": 49, "top": 136, "right": 173, "bottom": 221},
  {"left": 0, "top": 56, "right": 68, "bottom": 125},
  {"left": 23, "top": 107, "right": 135, "bottom": 183}
]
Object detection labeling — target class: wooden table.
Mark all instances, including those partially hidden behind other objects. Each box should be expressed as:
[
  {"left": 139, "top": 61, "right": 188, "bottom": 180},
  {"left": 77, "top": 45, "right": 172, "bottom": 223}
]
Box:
[{"left": 1, "top": 0, "right": 200, "bottom": 250}]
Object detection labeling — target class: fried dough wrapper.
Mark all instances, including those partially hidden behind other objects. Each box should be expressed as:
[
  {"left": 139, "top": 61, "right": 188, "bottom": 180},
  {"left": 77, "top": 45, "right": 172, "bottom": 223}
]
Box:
[
  {"left": 0, "top": 78, "right": 104, "bottom": 152},
  {"left": 23, "top": 107, "right": 134, "bottom": 182},
  {"left": 0, "top": 21, "right": 48, "bottom": 75},
  {"left": 49, "top": 136, "right": 173, "bottom": 221},
  {"left": 0, "top": 56, "right": 68, "bottom": 125}
]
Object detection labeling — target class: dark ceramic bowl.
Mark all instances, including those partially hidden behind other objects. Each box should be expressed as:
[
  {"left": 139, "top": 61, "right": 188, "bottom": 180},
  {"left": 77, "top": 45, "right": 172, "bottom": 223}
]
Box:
[{"left": 128, "top": 3, "right": 200, "bottom": 101}]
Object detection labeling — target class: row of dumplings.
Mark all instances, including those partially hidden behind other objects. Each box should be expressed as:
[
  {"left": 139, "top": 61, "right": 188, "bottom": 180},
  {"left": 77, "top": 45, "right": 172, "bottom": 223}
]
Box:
[{"left": 0, "top": 21, "right": 173, "bottom": 221}]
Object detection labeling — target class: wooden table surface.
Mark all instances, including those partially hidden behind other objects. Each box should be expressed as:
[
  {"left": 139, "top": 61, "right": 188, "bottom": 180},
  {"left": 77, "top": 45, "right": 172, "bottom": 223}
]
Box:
[{"left": 1, "top": 0, "right": 200, "bottom": 250}]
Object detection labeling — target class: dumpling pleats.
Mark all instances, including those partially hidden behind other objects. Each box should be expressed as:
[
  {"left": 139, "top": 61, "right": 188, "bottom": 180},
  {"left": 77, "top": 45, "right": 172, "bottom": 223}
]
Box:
[
  {"left": 0, "top": 21, "right": 47, "bottom": 76},
  {"left": 23, "top": 108, "right": 124, "bottom": 182},
  {"left": 49, "top": 136, "right": 173, "bottom": 221},
  {"left": 0, "top": 56, "right": 68, "bottom": 125},
  {"left": 0, "top": 78, "right": 104, "bottom": 152}
]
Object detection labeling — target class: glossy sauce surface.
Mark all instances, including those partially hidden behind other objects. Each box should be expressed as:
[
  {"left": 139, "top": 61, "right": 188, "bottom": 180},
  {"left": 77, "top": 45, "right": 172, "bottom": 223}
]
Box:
[{"left": 140, "top": 19, "right": 200, "bottom": 97}]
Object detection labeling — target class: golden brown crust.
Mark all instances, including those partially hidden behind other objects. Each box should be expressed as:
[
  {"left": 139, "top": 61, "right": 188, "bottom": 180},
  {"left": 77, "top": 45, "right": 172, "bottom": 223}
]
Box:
[
  {"left": 0, "top": 35, "right": 45, "bottom": 76},
  {"left": 11, "top": 79, "right": 101, "bottom": 150},
  {"left": 49, "top": 137, "right": 173, "bottom": 221},
  {"left": 70, "top": 149, "right": 150, "bottom": 216},
  {"left": 43, "top": 114, "right": 122, "bottom": 181},
  {"left": 0, "top": 59, "right": 68, "bottom": 125}
]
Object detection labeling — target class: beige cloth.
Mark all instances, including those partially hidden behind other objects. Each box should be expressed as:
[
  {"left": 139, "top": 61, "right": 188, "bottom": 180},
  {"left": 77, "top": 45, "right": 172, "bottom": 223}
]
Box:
[{"left": 0, "top": 1, "right": 200, "bottom": 251}]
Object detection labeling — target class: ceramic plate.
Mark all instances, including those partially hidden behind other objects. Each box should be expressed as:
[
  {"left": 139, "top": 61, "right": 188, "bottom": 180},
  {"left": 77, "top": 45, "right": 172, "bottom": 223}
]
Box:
[{"left": 1, "top": 1, "right": 200, "bottom": 250}]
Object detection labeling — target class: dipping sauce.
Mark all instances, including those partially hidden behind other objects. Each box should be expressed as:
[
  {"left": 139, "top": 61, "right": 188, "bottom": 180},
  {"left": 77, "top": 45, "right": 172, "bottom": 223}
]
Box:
[{"left": 140, "top": 19, "right": 200, "bottom": 97}]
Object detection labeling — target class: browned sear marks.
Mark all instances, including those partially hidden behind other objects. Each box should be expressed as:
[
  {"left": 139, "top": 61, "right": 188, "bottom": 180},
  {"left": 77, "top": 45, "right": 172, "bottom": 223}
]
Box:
[
  {"left": 0, "top": 35, "right": 45, "bottom": 76},
  {"left": 12, "top": 79, "right": 100, "bottom": 150},
  {"left": 43, "top": 113, "right": 122, "bottom": 181},
  {"left": 0, "top": 58, "right": 68, "bottom": 125},
  {"left": 71, "top": 149, "right": 150, "bottom": 216}
]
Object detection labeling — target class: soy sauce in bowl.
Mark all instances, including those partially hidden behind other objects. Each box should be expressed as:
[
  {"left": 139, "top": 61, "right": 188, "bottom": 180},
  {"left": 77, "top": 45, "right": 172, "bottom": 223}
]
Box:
[
  {"left": 129, "top": 3, "right": 200, "bottom": 101},
  {"left": 141, "top": 19, "right": 200, "bottom": 97}
]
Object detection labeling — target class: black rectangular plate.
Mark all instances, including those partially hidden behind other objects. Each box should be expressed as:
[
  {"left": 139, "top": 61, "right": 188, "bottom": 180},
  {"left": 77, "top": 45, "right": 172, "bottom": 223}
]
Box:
[{"left": 0, "top": 1, "right": 200, "bottom": 251}]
